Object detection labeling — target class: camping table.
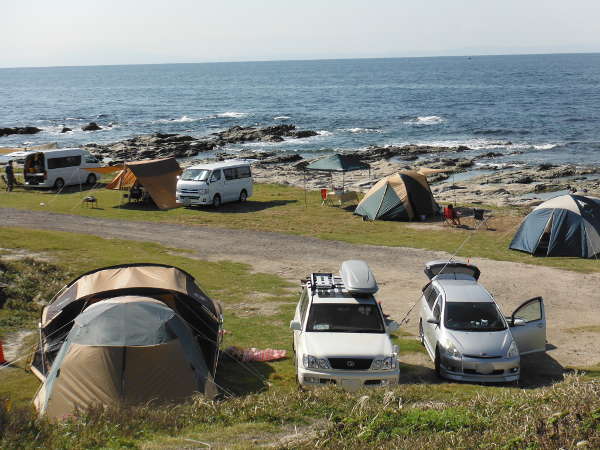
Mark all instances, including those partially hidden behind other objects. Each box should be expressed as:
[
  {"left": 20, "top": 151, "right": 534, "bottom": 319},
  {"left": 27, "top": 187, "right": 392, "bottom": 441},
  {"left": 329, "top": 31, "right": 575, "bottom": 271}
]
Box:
[{"left": 326, "top": 191, "right": 359, "bottom": 206}]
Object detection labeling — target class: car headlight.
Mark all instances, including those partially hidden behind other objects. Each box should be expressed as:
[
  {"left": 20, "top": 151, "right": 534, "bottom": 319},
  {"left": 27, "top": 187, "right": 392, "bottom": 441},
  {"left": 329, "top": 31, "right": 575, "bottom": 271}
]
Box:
[
  {"left": 371, "top": 356, "right": 397, "bottom": 370},
  {"left": 199, "top": 188, "right": 209, "bottom": 194},
  {"left": 302, "top": 354, "right": 331, "bottom": 370},
  {"left": 440, "top": 339, "right": 462, "bottom": 359},
  {"left": 507, "top": 340, "right": 519, "bottom": 358}
]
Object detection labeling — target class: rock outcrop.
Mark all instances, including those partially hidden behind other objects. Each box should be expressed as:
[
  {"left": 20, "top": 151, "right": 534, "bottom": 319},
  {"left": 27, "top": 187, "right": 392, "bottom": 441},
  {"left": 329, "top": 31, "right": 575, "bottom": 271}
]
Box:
[
  {"left": 82, "top": 122, "right": 102, "bottom": 131},
  {"left": 0, "top": 126, "right": 42, "bottom": 137}
]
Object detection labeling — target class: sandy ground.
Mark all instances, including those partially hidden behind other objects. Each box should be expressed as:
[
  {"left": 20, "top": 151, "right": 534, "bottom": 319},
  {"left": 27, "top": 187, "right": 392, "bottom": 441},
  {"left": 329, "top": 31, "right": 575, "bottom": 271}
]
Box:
[{"left": 2, "top": 207, "right": 600, "bottom": 374}]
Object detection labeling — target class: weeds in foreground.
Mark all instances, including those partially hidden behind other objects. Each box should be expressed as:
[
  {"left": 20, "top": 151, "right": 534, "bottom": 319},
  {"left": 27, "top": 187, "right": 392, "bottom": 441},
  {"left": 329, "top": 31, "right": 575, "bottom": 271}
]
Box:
[{"left": 1, "top": 374, "right": 599, "bottom": 449}]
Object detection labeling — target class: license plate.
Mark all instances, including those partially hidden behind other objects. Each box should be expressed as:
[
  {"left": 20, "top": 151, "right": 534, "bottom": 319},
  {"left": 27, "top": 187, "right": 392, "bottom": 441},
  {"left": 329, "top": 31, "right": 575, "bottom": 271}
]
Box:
[
  {"left": 476, "top": 363, "right": 494, "bottom": 375},
  {"left": 341, "top": 379, "right": 362, "bottom": 392},
  {"left": 182, "top": 198, "right": 191, "bottom": 206}
]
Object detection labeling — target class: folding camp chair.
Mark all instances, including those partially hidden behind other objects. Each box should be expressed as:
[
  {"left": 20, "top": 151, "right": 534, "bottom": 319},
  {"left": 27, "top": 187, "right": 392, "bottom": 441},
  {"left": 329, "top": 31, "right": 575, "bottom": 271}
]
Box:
[
  {"left": 320, "top": 188, "right": 332, "bottom": 206},
  {"left": 472, "top": 208, "right": 491, "bottom": 229}
]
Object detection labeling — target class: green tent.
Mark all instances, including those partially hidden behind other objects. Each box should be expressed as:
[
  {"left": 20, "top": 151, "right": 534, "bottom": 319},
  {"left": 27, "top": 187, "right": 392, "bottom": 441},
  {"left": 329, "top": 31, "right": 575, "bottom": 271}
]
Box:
[
  {"left": 305, "top": 154, "right": 370, "bottom": 172},
  {"left": 355, "top": 171, "right": 438, "bottom": 221},
  {"left": 305, "top": 154, "right": 370, "bottom": 191}
]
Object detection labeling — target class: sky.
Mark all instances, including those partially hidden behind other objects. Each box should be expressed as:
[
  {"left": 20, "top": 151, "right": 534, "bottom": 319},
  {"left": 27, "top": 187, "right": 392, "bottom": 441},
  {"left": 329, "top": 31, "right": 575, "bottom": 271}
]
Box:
[{"left": 2, "top": 0, "right": 600, "bottom": 68}]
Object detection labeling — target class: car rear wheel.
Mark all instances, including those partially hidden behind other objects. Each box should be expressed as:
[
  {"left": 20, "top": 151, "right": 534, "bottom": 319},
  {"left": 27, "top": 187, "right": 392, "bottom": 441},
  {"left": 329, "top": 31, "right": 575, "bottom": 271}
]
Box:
[
  {"left": 212, "top": 194, "right": 221, "bottom": 208},
  {"left": 239, "top": 189, "right": 247, "bottom": 202},
  {"left": 54, "top": 178, "right": 65, "bottom": 191},
  {"left": 86, "top": 173, "right": 97, "bottom": 186}
]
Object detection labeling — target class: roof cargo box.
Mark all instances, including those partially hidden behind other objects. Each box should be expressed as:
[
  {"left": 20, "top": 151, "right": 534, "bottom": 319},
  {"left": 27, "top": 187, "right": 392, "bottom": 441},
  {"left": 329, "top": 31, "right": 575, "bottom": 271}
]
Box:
[{"left": 340, "top": 260, "right": 378, "bottom": 294}]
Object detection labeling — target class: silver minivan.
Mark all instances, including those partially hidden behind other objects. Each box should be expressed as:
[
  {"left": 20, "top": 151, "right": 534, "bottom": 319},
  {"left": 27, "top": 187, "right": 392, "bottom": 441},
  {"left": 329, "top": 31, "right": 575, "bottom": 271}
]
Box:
[
  {"left": 419, "top": 260, "right": 546, "bottom": 382},
  {"left": 176, "top": 160, "right": 253, "bottom": 208},
  {"left": 23, "top": 149, "right": 102, "bottom": 190}
]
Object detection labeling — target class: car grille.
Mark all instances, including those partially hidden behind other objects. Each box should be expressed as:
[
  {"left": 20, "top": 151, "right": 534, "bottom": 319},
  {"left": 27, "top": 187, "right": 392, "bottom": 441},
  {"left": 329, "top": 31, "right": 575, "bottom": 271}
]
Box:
[
  {"left": 463, "top": 368, "right": 504, "bottom": 376},
  {"left": 328, "top": 358, "right": 373, "bottom": 370},
  {"left": 179, "top": 188, "right": 199, "bottom": 194},
  {"left": 463, "top": 354, "right": 502, "bottom": 359}
]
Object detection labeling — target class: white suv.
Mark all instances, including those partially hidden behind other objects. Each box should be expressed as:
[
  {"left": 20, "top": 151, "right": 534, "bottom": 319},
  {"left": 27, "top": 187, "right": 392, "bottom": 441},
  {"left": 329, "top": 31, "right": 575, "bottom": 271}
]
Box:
[{"left": 290, "top": 260, "right": 400, "bottom": 391}]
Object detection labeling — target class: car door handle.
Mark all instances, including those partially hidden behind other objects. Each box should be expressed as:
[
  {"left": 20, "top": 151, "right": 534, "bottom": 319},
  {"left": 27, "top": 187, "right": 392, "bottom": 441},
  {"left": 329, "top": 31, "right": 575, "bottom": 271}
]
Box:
[{"left": 536, "top": 323, "right": 543, "bottom": 328}]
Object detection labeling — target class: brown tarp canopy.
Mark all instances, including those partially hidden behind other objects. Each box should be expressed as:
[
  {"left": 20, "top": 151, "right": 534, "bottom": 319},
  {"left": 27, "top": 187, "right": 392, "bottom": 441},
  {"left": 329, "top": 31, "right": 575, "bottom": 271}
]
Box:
[{"left": 106, "top": 158, "right": 182, "bottom": 210}]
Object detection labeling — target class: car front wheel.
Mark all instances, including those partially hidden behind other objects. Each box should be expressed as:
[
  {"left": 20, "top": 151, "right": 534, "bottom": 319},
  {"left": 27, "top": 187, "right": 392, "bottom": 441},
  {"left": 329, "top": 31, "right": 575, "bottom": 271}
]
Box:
[
  {"left": 239, "top": 189, "right": 247, "bottom": 202},
  {"left": 434, "top": 347, "right": 442, "bottom": 378},
  {"left": 212, "top": 194, "right": 221, "bottom": 208},
  {"left": 54, "top": 178, "right": 65, "bottom": 191},
  {"left": 86, "top": 173, "right": 97, "bottom": 185}
]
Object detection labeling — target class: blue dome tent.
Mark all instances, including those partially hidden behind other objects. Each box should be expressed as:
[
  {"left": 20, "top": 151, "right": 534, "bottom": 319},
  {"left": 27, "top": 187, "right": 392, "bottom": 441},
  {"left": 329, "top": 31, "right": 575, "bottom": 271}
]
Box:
[{"left": 509, "top": 194, "right": 600, "bottom": 258}]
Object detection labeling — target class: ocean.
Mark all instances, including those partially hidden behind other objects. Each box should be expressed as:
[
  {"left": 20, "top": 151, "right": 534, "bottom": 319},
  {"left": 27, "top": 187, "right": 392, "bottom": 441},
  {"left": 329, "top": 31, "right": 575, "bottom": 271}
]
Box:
[{"left": 1, "top": 53, "right": 600, "bottom": 166}]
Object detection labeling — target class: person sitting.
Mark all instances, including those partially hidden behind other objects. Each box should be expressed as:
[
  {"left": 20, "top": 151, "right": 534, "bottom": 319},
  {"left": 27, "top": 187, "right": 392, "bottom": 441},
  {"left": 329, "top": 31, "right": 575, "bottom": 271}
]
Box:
[
  {"left": 129, "top": 183, "right": 143, "bottom": 202},
  {"left": 443, "top": 204, "right": 461, "bottom": 226}
]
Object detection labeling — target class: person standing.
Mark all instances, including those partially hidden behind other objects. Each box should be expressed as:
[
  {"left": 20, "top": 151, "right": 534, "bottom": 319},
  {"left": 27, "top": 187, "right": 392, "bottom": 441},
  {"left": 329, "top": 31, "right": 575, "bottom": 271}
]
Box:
[{"left": 5, "top": 160, "right": 16, "bottom": 192}]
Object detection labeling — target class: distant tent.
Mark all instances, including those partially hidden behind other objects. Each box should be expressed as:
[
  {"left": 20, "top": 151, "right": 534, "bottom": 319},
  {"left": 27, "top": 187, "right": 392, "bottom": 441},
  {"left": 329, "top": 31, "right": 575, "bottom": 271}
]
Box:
[
  {"left": 305, "top": 153, "right": 370, "bottom": 190},
  {"left": 509, "top": 194, "right": 600, "bottom": 258},
  {"left": 31, "top": 263, "right": 222, "bottom": 419},
  {"left": 354, "top": 171, "right": 438, "bottom": 221},
  {"left": 34, "top": 297, "right": 215, "bottom": 420},
  {"left": 106, "top": 158, "right": 182, "bottom": 209}
]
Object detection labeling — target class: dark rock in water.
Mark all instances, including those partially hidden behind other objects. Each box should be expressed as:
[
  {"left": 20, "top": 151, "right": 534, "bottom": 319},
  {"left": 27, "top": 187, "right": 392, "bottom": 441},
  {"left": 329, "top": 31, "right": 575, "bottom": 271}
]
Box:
[
  {"left": 82, "top": 122, "right": 102, "bottom": 131},
  {"left": 0, "top": 126, "right": 42, "bottom": 137},
  {"left": 456, "top": 145, "right": 471, "bottom": 151},
  {"left": 293, "top": 130, "right": 318, "bottom": 138},
  {"left": 479, "top": 152, "right": 503, "bottom": 158},
  {"left": 456, "top": 159, "right": 474, "bottom": 168},
  {"left": 537, "top": 163, "right": 554, "bottom": 171},
  {"left": 60, "top": 127, "right": 72, "bottom": 133}
]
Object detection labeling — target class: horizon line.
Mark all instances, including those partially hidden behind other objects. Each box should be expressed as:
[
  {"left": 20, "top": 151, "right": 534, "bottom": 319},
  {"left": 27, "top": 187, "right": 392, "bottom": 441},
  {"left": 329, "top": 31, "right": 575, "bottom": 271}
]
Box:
[{"left": 1, "top": 50, "right": 599, "bottom": 70}]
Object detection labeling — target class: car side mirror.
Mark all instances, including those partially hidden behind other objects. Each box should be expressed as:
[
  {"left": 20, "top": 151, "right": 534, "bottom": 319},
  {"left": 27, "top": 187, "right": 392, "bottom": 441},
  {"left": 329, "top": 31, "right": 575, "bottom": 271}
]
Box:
[
  {"left": 176, "top": 175, "right": 180, "bottom": 180},
  {"left": 290, "top": 320, "right": 302, "bottom": 331},
  {"left": 386, "top": 321, "right": 400, "bottom": 333},
  {"left": 512, "top": 318, "right": 526, "bottom": 327},
  {"left": 427, "top": 318, "right": 440, "bottom": 326}
]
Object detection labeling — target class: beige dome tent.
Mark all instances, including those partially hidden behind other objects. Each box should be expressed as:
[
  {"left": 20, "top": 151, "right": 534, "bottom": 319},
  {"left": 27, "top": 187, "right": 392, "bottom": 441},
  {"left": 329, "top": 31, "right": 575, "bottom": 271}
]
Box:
[
  {"left": 354, "top": 171, "right": 439, "bottom": 221},
  {"left": 31, "top": 264, "right": 222, "bottom": 420}
]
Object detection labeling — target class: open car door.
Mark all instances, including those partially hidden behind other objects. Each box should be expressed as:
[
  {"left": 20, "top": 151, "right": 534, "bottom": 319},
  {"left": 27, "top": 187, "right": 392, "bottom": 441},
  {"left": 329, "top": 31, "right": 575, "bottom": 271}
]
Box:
[{"left": 509, "top": 297, "right": 546, "bottom": 354}]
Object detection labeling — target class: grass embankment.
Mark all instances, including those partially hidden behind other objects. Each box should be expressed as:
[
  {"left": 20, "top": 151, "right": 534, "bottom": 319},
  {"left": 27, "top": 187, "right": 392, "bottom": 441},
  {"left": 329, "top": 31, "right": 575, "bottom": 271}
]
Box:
[
  {"left": 1, "top": 227, "right": 599, "bottom": 448},
  {"left": 1, "top": 182, "right": 599, "bottom": 274}
]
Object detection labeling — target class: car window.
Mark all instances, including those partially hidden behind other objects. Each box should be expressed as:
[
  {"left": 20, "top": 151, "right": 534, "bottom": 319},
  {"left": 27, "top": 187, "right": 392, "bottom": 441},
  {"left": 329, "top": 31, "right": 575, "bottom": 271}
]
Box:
[
  {"left": 47, "top": 155, "right": 82, "bottom": 169},
  {"left": 210, "top": 170, "right": 221, "bottom": 182},
  {"left": 306, "top": 304, "right": 384, "bottom": 333},
  {"left": 432, "top": 300, "right": 441, "bottom": 322},
  {"left": 513, "top": 299, "right": 542, "bottom": 323},
  {"left": 299, "top": 288, "right": 309, "bottom": 322},
  {"left": 223, "top": 168, "right": 237, "bottom": 180},
  {"left": 445, "top": 302, "right": 507, "bottom": 331},
  {"left": 85, "top": 157, "right": 98, "bottom": 164},
  {"left": 424, "top": 285, "right": 438, "bottom": 309},
  {"left": 237, "top": 166, "right": 251, "bottom": 178}
]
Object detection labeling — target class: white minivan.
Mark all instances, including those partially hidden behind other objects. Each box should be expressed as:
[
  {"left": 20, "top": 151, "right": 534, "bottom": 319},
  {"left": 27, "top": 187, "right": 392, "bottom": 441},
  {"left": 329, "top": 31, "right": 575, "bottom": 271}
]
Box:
[
  {"left": 176, "top": 160, "right": 253, "bottom": 208},
  {"left": 23, "top": 149, "right": 102, "bottom": 190}
]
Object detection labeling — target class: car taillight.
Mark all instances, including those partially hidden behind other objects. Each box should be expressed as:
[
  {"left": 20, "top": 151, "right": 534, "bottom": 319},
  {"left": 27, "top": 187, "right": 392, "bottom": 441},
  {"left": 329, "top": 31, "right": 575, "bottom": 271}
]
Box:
[{"left": 43, "top": 173, "right": 47, "bottom": 179}]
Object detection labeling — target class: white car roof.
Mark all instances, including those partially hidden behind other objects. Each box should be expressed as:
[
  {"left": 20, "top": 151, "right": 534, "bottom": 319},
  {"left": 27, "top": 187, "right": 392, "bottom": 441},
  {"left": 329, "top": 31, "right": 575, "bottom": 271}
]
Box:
[
  {"left": 186, "top": 160, "right": 249, "bottom": 171},
  {"left": 435, "top": 279, "right": 493, "bottom": 303}
]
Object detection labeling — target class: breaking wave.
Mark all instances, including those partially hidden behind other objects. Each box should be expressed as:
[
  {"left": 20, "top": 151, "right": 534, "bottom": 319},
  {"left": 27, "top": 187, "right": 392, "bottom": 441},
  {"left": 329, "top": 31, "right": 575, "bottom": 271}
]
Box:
[
  {"left": 404, "top": 115, "right": 446, "bottom": 125},
  {"left": 273, "top": 116, "right": 291, "bottom": 120},
  {"left": 153, "top": 115, "right": 202, "bottom": 123},
  {"left": 344, "top": 127, "right": 382, "bottom": 134},
  {"left": 216, "top": 111, "right": 249, "bottom": 118}
]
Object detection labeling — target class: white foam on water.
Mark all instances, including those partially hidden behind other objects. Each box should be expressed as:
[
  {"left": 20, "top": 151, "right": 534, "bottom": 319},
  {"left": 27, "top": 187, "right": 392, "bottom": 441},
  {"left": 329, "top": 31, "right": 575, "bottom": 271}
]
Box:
[
  {"left": 317, "top": 130, "right": 333, "bottom": 136},
  {"left": 216, "top": 111, "right": 249, "bottom": 118},
  {"left": 345, "top": 127, "right": 382, "bottom": 134},
  {"left": 533, "top": 143, "right": 559, "bottom": 150},
  {"left": 404, "top": 115, "right": 446, "bottom": 125},
  {"left": 154, "top": 115, "right": 203, "bottom": 124},
  {"left": 273, "top": 116, "right": 291, "bottom": 120}
]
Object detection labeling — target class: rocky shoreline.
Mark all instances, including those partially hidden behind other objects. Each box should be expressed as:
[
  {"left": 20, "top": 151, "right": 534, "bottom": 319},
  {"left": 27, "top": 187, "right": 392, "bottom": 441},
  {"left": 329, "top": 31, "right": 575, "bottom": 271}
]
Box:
[{"left": 5, "top": 123, "right": 600, "bottom": 207}]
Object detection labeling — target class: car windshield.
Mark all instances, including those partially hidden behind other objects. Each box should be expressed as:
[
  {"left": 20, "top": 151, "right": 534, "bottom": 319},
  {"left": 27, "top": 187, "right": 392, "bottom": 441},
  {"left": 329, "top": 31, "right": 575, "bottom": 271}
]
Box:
[
  {"left": 181, "top": 169, "right": 210, "bottom": 181},
  {"left": 306, "top": 304, "right": 384, "bottom": 333},
  {"left": 444, "top": 302, "right": 507, "bottom": 331}
]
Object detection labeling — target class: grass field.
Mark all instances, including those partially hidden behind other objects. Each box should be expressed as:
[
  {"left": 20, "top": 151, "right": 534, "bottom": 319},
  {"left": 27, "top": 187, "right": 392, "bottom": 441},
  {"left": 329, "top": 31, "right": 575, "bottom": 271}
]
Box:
[
  {"left": 1, "top": 227, "right": 599, "bottom": 448},
  {"left": 1, "top": 181, "right": 599, "bottom": 274}
]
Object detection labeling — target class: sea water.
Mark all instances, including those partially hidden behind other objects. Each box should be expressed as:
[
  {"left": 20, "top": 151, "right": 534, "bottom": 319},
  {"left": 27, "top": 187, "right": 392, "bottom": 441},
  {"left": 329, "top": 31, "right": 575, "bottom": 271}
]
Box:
[{"left": 1, "top": 53, "right": 599, "bottom": 165}]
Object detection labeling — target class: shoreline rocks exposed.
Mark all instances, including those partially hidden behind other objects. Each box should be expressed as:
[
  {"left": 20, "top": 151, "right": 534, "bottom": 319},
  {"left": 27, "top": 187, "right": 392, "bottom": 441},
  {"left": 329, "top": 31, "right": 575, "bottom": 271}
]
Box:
[{"left": 0, "top": 126, "right": 42, "bottom": 137}]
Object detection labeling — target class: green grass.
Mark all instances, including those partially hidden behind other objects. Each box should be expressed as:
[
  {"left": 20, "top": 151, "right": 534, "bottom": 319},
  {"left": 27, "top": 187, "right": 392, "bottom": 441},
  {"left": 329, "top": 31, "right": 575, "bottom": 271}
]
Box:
[
  {"left": 1, "top": 182, "right": 599, "bottom": 273},
  {"left": 1, "top": 227, "right": 600, "bottom": 448}
]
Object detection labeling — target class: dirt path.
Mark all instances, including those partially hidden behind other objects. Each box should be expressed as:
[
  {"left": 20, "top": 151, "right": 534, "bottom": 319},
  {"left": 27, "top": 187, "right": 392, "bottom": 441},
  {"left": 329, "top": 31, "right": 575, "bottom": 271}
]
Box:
[{"left": 2, "top": 207, "right": 600, "bottom": 369}]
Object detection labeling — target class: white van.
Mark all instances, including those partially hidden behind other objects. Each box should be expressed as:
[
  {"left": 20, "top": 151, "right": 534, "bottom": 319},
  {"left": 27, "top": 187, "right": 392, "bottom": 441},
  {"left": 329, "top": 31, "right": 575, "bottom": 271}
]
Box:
[
  {"left": 176, "top": 160, "right": 253, "bottom": 208},
  {"left": 23, "top": 149, "right": 102, "bottom": 190}
]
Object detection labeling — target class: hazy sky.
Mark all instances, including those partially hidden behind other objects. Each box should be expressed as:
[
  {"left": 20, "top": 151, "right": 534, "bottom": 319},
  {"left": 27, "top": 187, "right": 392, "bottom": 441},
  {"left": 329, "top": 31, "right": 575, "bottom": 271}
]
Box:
[{"left": 3, "top": 0, "right": 600, "bottom": 68}]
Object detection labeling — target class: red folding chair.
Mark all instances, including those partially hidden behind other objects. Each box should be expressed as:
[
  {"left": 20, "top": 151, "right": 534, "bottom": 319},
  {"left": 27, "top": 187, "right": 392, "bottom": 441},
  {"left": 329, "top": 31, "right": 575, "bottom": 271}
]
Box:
[{"left": 320, "top": 188, "right": 331, "bottom": 206}]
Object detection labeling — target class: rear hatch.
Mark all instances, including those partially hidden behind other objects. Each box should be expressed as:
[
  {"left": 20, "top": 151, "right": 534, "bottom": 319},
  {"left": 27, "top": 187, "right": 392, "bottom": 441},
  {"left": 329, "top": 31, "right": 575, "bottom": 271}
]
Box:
[{"left": 424, "top": 260, "right": 480, "bottom": 280}]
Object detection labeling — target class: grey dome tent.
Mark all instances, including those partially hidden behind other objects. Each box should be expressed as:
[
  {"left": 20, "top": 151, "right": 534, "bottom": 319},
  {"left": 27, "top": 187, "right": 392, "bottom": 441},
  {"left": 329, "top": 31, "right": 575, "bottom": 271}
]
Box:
[
  {"left": 33, "top": 297, "right": 216, "bottom": 420},
  {"left": 509, "top": 194, "right": 600, "bottom": 258},
  {"left": 354, "top": 171, "right": 438, "bottom": 221}
]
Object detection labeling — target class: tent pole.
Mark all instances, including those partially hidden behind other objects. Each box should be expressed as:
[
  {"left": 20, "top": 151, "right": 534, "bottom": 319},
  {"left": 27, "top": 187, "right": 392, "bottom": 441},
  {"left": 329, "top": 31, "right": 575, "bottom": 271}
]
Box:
[{"left": 303, "top": 171, "right": 307, "bottom": 207}]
